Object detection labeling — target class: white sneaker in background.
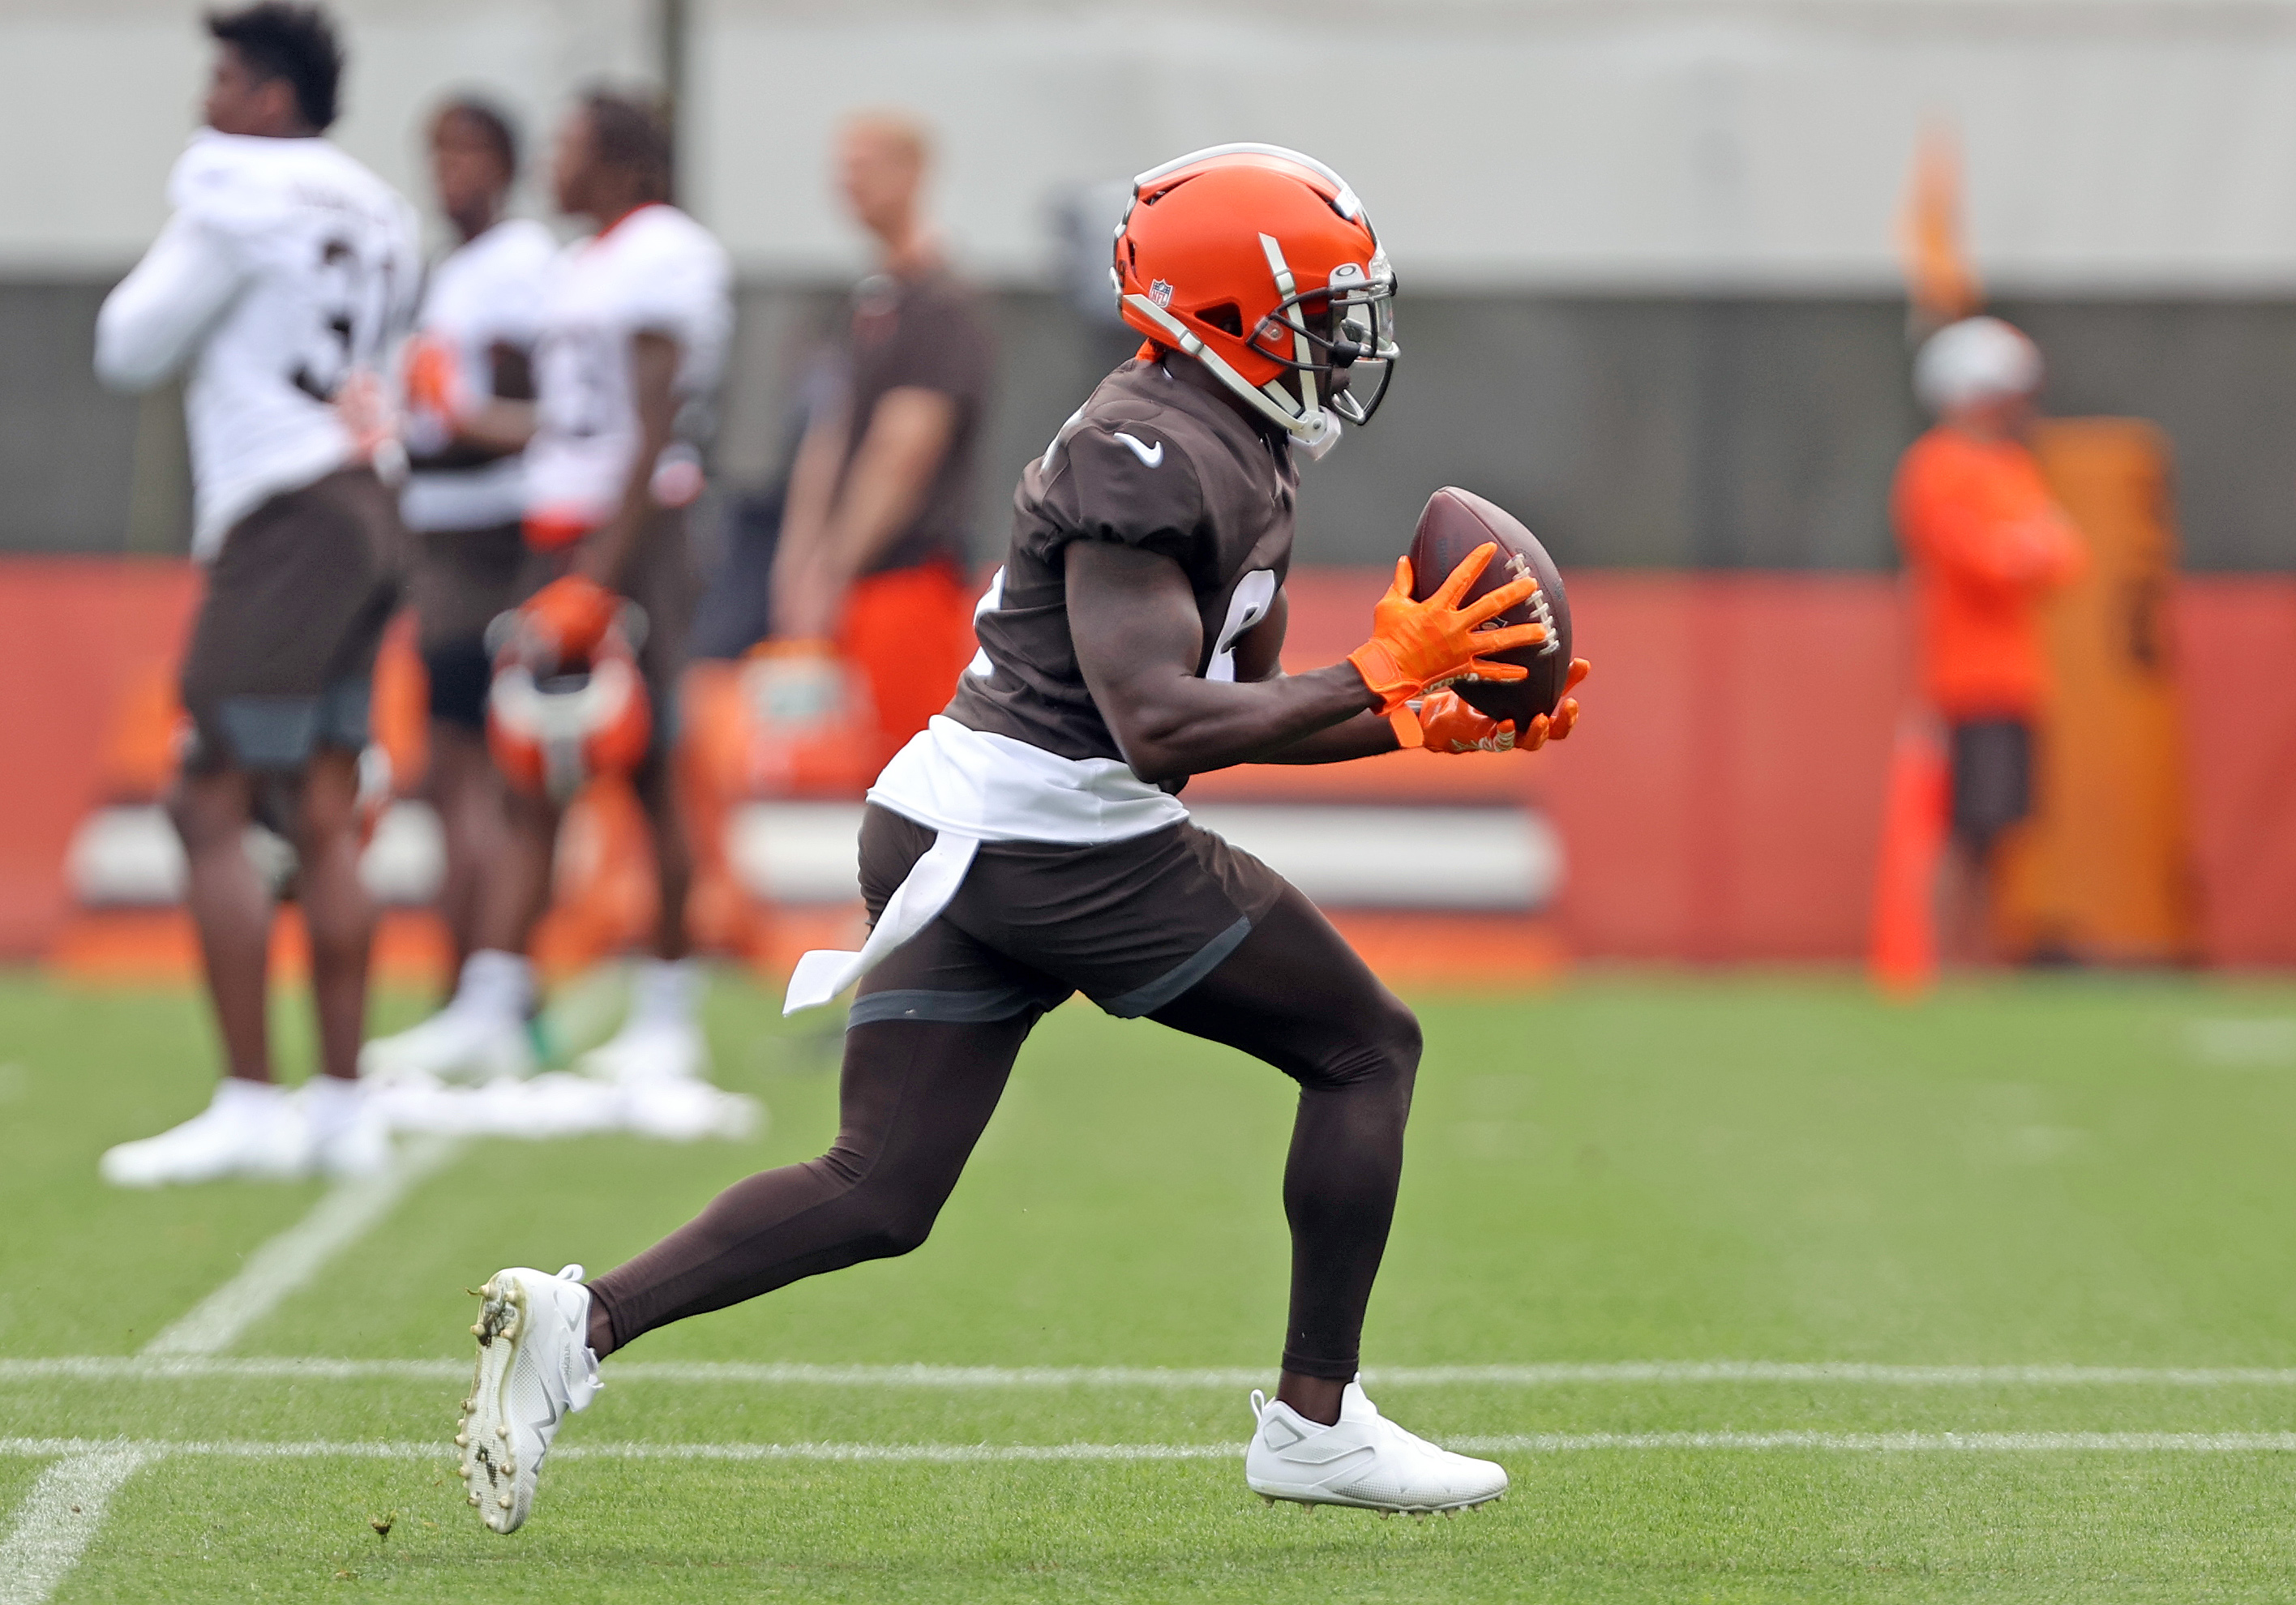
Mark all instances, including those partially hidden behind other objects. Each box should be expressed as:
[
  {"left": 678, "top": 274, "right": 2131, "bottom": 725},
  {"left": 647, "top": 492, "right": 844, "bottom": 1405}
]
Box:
[
  {"left": 98, "top": 1078, "right": 311, "bottom": 1188},
  {"left": 362, "top": 950, "right": 537, "bottom": 1085},
  {"left": 361, "top": 1004, "right": 534, "bottom": 1085},
  {"left": 1244, "top": 1379, "right": 1509, "bottom": 1514},
  {"left": 576, "top": 958, "right": 708, "bottom": 1083},
  {"left": 621, "top": 1074, "right": 763, "bottom": 1142},
  {"left": 300, "top": 1074, "right": 392, "bottom": 1178},
  {"left": 459, "top": 1264, "right": 602, "bottom": 1534},
  {"left": 574, "top": 1016, "right": 709, "bottom": 1085}
]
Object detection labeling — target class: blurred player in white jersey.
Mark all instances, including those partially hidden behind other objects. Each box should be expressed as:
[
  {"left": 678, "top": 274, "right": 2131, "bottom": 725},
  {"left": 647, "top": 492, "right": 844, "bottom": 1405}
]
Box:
[
  {"left": 366, "top": 91, "right": 731, "bottom": 1088},
  {"left": 91, "top": 3, "right": 420, "bottom": 1185},
  {"left": 362, "top": 99, "right": 557, "bottom": 1079}
]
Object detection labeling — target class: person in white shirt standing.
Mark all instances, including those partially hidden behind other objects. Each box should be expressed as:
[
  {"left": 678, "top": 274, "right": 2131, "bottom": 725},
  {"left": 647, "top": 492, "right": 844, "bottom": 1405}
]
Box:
[
  {"left": 366, "top": 99, "right": 556, "bottom": 1078},
  {"left": 366, "top": 90, "right": 731, "bottom": 1088},
  {"left": 92, "top": 3, "right": 420, "bottom": 1186}
]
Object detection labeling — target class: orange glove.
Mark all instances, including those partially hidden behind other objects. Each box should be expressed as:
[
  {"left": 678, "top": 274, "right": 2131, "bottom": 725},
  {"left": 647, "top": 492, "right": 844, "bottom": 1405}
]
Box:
[
  {"left": 402, "top": 333, "right": 463, "bottom": 422},
  {"left": 517, "top": 575, "right": 621, "bottom": 668},
  {"left": 1416, "top": 690, "right": 1514, "bottom": 753},
  {"left": 1527, "top": 657, "right": 1591, "bottom": 749},
  {"left": 1418, "top": 657, "right": 1593, "bottom": 755},
  {"left": 1347, "top": 542, "right": 1547, "bottom": 747}
]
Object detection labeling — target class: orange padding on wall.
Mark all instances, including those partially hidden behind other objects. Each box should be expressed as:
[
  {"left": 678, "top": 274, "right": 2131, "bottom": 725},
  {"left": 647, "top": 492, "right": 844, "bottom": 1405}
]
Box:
[
  {"left": 7, "top": 560, "right": 2296, "bottom": 968},
  {"left": 0, "top": 561, "right": 200, "bottom": 954}
]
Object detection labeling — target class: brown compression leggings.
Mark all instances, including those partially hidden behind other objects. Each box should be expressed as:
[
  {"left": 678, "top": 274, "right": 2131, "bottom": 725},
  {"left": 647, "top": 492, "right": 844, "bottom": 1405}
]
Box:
[{"left": 585, "top": 885, "right": 1421, "bottom": 1380}]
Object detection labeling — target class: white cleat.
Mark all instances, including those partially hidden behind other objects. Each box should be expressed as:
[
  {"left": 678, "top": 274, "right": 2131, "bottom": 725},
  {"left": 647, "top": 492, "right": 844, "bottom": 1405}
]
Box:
[
  {"left": 361, "top": 1004, "right": 534, "bottom": 1085},
  {"left": 1244, "top": 1379, "right": 1509, "bottom": 1514},
  {"left": 459, "top": 1264, "right": 601, "bottom": 1535},
  {"left": 98, "top": 1079, "right": 311, "bottom": 1188},
  {"left": 574, "top": 1017, "right": 709, "bottom": 1085}
]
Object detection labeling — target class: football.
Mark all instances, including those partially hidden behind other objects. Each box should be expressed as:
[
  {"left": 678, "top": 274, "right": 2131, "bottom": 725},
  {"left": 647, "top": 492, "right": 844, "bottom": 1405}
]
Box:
[{"left": 1406, "top": 486, "right": 1574, "bottom": 725}]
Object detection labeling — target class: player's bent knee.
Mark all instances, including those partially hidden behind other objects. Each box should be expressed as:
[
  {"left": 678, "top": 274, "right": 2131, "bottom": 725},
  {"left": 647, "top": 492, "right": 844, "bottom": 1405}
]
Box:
[
  {"left": 843, "top": 1189, "right": 940, "bottom": 1260},
  {"left": 1306, "top": 995, "right": 1422, "bottom": 1094},
  {"left": 1381, "top": 1000, "right": 1425, "bottom": 1072}
]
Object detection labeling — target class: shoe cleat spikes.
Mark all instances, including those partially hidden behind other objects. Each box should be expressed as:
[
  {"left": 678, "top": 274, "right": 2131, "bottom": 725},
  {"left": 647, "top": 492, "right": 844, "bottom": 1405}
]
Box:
[
  {"left": 498, "top": 1494, "right": 513, "bottom": 1510},
  {"left": 467, "top": 1492, "right": 481, "bottom": 1507},
  {"left": 496, "top": 1423, "right": 510, "bottom": 1438},
  {"left": 454, "top": 1432, "right": 468, "bottom": 1447},
  {"left": 471, "top": 1323, "right": 486, "bottom": 1338},
  {"left": 455, "top": 1464, "right": 470, "bottom": 1479},
  {"left": 462, "top": 1398, "right": 475, "bottom": 1414}
]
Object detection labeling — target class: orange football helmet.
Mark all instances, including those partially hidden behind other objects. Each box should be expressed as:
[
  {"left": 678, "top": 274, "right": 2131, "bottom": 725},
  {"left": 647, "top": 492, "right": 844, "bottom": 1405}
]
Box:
[
  {"left": 1113, "top": 143, "right": 1397, "bottom": 458},
  {"left": 486, "top": 593, "right": 652, "bottom": 802}
]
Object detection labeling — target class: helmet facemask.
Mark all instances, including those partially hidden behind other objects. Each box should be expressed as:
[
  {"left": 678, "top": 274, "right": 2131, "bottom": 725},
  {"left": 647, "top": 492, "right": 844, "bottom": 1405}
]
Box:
[{"left": 1249, "top": 246, "right": 1399, "bottom": 429}]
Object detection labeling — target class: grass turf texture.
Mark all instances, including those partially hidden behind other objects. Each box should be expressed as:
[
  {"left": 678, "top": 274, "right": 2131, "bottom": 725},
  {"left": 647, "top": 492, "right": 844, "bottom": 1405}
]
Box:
[{"left": 3, "top": 969, "right": 2296, "bottom": 1599}]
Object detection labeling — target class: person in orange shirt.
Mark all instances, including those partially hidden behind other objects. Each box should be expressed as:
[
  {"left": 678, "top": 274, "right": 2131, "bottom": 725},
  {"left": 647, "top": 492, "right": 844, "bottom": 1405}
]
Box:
[{"left": 1891, "top": 315, "right": 2086, "bottom": 955}]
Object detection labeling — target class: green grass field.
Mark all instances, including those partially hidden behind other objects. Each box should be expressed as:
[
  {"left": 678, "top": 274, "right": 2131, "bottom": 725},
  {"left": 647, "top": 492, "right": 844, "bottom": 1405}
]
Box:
[{"left": 6, "top": 969, "right": 2296, "bottom": 1600}]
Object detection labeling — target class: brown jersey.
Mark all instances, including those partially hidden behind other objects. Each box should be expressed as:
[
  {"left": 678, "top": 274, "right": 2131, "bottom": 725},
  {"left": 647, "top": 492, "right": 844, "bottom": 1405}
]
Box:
[{"left": 945, "top": 355, "right": 1299, "bottom": 777}]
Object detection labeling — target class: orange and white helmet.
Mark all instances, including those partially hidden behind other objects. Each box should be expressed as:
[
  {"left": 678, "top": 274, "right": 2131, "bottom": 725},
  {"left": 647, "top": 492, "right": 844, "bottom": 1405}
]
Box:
[
  {"left": 486, "top": 613, "right": 652, "bottom": 802},
  {"left": 1113, "top": 143, "right": 1397, "bottom": 459}
]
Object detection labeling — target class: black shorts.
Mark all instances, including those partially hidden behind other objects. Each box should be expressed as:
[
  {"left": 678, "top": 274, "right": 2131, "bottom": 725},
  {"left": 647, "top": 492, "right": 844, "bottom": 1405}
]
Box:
[
  {"left": 514, "top": 510, "right": 696, "bottom": 759},
  {"left": 410, "top": 522, "right": 528, "bottom": 730},
  {"left": 850, "top": 805, "right": 1290, "bottom": 1028},
  {"left": 178, "top": 468, "right": 408, "bottom": 773},
  {"left": 1949, "top": 717, "right": 2033, "bottom": 855}
]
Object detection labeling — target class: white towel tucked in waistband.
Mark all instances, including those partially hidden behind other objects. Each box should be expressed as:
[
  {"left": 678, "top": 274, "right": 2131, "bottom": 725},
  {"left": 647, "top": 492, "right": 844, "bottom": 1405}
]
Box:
[{"left": 782, "top": 716, "right": 1189, "bottom": 1015}]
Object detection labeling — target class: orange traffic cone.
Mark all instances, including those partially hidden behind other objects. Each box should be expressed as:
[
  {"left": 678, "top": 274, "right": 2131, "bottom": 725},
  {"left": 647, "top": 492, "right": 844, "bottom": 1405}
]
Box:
[{"left": 1870, "top": 719, "right": 1949, "bottom": 997}]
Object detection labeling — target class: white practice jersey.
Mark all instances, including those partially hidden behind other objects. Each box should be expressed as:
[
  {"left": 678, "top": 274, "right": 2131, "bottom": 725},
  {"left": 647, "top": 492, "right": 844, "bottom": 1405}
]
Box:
[
  {"left": 525, "top": 204, "right": 732, "bottom": 538},
  {"left": 400, "top": 218, "right": 558, "bottom": 533},
  {"left": 95, "top": 131, "right": 420, "bottom": 560}
]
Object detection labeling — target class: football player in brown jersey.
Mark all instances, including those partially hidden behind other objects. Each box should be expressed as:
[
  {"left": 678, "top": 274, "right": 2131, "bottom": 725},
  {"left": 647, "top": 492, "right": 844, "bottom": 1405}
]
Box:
[{"left": 459, "top": 144, "right": 1591, "bottom": 1530}]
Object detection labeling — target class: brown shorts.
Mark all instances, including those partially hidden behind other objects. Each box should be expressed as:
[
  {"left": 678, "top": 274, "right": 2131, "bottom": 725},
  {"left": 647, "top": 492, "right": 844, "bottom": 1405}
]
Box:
[
  {"left": 513, "top": 509, "right": 696, "bottom": 757},
  {"left": 850, "top": 804, "right": 1290, "bottom": 1028},
  {"left": 410, "top": 522, "right": 528, "bottom": 730},
  {"left": 179, "top": 467, "right": 408, "bottom": 773},
  {"left": 411, "top": 522, "right": 528, "bottom": 653}
]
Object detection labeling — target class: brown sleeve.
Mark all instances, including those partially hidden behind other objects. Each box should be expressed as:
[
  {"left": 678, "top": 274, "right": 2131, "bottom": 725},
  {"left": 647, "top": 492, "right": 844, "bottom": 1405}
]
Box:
[{"left": 1030, "top": 423, "right": 1204, "bottom": 568}]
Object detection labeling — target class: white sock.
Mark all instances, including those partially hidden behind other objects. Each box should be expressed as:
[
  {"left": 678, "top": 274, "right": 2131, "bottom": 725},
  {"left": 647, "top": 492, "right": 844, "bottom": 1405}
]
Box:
[
  {"left": 301, "top": 1074, "right": 363, "bottom": 1142},
  {"left": 456, "top": 949, "right": 534, "bottom": 1025},
  {"left": 626, "top": 957, "right": 703, "bottom": 1032},
  {"left": 212, "top": 1076, "right": 287, "bottom": 1115}
]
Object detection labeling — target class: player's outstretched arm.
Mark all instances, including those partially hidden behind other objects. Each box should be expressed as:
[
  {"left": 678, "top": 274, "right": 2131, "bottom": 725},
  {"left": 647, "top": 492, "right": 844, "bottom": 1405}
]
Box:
[
  {"left": 1069, "top": 540, "right": 1549, "bottom": 782},
  {"left": 1069, "top": 541, "right": 1380, "bottom": 784}
]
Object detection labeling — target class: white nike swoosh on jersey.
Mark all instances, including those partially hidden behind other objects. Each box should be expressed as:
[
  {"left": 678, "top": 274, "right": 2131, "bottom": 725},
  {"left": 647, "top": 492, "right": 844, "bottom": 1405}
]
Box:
[{"left": 1112, "top": 431, "right": 1164, "bottom": 468}]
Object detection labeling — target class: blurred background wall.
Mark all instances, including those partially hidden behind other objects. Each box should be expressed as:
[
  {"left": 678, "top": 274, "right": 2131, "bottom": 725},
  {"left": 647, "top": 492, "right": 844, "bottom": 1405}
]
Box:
[
  {"left": 3, "top": 0, "right": 2292, "bottom": 961},
  {"left": 13, "top": 0, "right": 2296, "bottom": 568}
]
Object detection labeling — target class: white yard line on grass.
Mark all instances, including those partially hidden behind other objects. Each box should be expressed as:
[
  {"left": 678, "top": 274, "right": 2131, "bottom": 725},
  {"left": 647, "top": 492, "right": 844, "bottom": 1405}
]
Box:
[
  {"left": 0, "top": 1136, "right": 462, "bottom": 1603},
  {"left": 0, "top": 1447, "right": 151, "bottom": 1605},
  {"left": 11, "top": 1357, "right": 2296, "bottom": 1389},
  {"left": 6, "top": 1433, "right": 2296, "bottom": 1466},
  {"left": 141, "top": 1135, "right": 460, "bottom": 1357}
]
